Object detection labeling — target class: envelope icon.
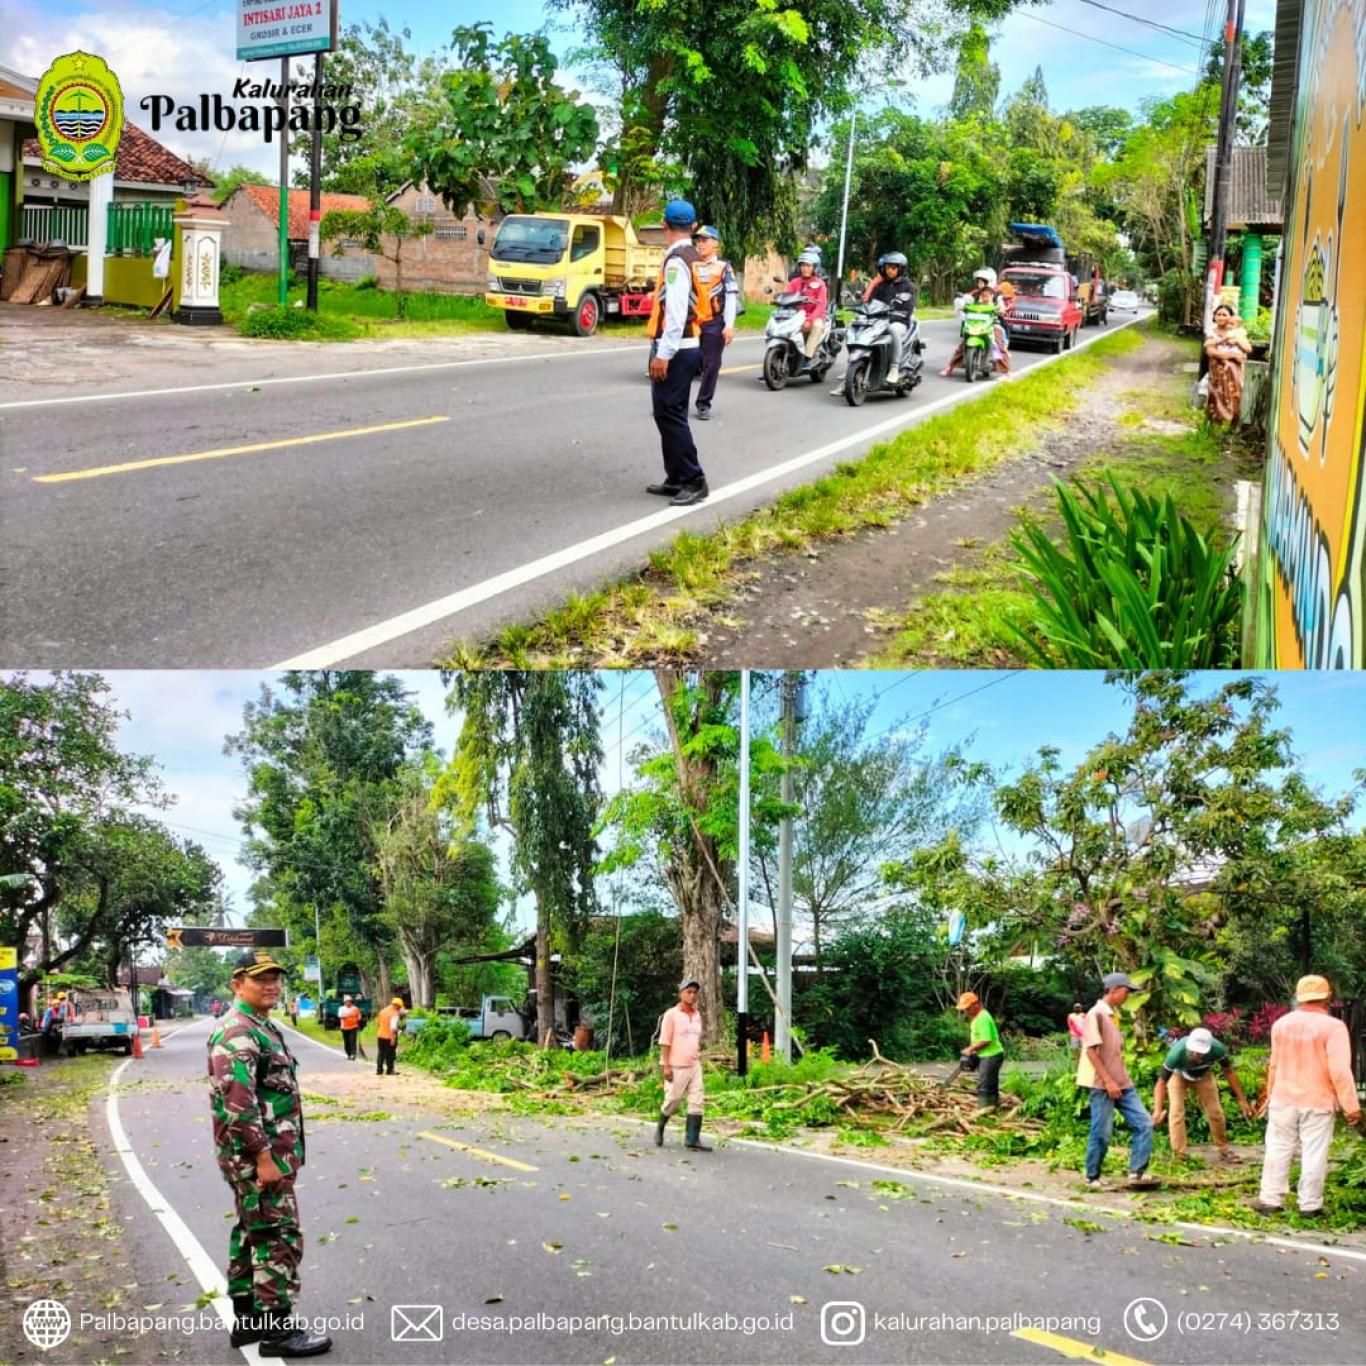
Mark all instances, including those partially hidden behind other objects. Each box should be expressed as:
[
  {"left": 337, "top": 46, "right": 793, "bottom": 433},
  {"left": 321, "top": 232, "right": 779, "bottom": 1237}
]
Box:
[{"left": 392, "top": 1304, "right": 444, "bottom": 1342}]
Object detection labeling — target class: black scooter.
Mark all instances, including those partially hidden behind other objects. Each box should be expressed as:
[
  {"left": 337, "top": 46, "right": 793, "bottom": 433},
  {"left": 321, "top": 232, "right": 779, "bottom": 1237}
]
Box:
[{"left": 840, "top": 300, "right": 924, "bottom": 406}]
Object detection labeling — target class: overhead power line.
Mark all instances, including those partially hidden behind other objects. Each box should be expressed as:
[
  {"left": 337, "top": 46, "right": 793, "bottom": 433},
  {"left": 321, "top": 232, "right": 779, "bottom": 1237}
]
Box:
[
  {"left": 1074, "top": 0, "right": 1210, "bottom": 48},
  {"left": 1015, "top": 11, "right": 1202, "bottom": 75}
]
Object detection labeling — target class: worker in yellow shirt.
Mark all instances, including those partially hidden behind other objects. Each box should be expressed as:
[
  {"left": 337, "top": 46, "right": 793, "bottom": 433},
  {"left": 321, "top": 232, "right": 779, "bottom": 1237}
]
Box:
[{"left": 375, "top": 997, "right": 405, "bottom": 1077}]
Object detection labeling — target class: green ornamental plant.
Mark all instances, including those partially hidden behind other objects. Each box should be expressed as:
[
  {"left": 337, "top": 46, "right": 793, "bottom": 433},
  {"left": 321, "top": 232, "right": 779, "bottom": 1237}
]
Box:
[{"left": 1009, "top": 474, "right": 1242, "bottom": 667}]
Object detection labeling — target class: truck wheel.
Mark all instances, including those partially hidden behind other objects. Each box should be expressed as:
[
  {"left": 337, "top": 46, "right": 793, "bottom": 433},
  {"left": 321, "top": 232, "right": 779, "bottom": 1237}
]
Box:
[
  {"left": 490, "top": 1030, "right": 512, "bottom": 1041},
  {"left": 762, "top": 348, "right": 790, "bottom": 391},
  {"left": 122, "top": 1041, "right": 133, "bottom": 1056},
  {"left": 505, "top": 310, "right": 534, "bottom": 330},
  {"left": 1053, "top": 332, "right": 1066, "bottom": 354},
  {"left": 572, "top": 292, "right": 600, "bottom": 337},
  {"left": 843, "top": 357, "right": 869, "bottom": 407}
]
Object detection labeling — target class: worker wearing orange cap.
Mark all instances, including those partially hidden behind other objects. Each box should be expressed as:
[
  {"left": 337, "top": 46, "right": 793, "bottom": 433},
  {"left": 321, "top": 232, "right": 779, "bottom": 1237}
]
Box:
[
  {"left": 375, "top": 997, "right": 405, "bottom": 1076},
  {"left": 956, "top": 991, "right": 1004, "bottom": 1112},
  {"left": 1252, "top": 975, "right": 1363, "bottom": 1217}
]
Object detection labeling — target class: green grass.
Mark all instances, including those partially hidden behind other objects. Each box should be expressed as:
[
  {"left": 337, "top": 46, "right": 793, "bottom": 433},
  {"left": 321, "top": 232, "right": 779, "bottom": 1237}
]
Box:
[
  {"left": 873, "top": 327, "right": 1255, "bottom": 667},
  {"left": 443, "top": 323, "right": 1149, "bottom": 667},
  {"left": 217, "top": 270, "right": 774, "bottom": 341}
]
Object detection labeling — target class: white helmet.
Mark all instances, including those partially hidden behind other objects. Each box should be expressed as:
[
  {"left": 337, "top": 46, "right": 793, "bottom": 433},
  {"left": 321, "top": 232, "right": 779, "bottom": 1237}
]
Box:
[{"left": 973, "top": 266, "right": 997, "bottom": 288}]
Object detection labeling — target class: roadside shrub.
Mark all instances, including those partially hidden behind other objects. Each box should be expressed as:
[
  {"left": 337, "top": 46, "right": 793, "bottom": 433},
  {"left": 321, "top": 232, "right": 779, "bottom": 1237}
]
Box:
[
  {"left": 220, "top": 263, "right": 247, "bottom": 285},
  {"left": 1247, "top": 1001, "right": 1291, "bottom": 1041},
  {"left": 1009, "top": 473, "right": 1242, "bottom": 667},
  {"left": 354, "top": 274, "right": 378, "bottom": 290},
  {"left": 238, "top": 306, "right": 360, "bottom": 341},
  {"left": 403, "top": 1017, "right": 471, "bottom": 1071}
]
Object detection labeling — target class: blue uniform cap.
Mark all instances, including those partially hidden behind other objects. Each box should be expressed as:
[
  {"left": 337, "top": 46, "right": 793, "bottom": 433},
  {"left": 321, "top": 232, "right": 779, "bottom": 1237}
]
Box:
[
  {"left": 694, "top": 225, "right": 721, "bottom": 241},
  {"left": 663, "top": 199, "right": 698, "bottom": 228}
]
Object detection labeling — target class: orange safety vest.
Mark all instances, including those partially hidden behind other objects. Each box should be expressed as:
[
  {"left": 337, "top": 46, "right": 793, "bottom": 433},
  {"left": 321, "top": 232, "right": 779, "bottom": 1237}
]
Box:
[
  {"left": 646, "top": 244, "right": 716, "bottom": 341},
  {"left": 376, "top": 1006, "right": 401, "bottom": 1041}
]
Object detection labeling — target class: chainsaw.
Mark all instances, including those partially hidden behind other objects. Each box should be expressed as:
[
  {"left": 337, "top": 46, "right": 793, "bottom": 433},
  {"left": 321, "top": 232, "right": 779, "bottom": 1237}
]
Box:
[{"left": 939, "top": 1051, "right": 981, "bottom": 1088}]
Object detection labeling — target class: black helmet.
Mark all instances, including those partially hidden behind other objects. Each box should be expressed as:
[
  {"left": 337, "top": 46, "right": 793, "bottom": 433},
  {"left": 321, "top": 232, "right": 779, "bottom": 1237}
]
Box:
[{"left": 877, "top": 251, "right": 908, "bottom": 273}]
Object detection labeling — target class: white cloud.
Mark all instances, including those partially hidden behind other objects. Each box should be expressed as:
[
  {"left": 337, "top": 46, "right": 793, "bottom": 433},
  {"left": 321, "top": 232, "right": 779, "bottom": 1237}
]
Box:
[{"left": 4, "top": 2, "right": 297, "bottom": 177}]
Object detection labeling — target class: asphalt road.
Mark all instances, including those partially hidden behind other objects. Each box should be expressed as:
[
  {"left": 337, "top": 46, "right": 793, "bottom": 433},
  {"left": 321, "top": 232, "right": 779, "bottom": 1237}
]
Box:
[
  {"left": 69, "top": 1016, "right": 1366, "bottom": 1366},
  {"left": 0, "top": 311, "right": 1149, "bottom": 668}
]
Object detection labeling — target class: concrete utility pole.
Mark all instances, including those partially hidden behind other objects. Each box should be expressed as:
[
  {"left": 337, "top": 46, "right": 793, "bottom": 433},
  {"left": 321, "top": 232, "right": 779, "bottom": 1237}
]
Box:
[
  {"left": 1204, "top": 0, "right": 1246, "bottom": 329},
  {"left": 278, "top": 58, "right": 289, "bottom": 308},
  {"left": 775, "top": 671, "right": 799, "bottom": 1063},
  {"left": 306, "top": 52, "right": 325, "bottom": 311},
  {"left": 737, "top": 670, "right": 751, "bottom": 1077}
]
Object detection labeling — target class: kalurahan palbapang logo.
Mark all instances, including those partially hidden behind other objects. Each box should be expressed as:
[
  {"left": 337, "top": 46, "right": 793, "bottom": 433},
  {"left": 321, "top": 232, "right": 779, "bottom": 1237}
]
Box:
[{"left": 35, "top": 51, "right": 125, "bottom": 181}]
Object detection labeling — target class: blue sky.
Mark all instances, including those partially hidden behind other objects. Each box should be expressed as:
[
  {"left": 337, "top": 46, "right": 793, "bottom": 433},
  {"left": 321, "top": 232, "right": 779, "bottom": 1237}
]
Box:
[{"left": 3, "top": 0, "right": 1278, "bottom": 179}]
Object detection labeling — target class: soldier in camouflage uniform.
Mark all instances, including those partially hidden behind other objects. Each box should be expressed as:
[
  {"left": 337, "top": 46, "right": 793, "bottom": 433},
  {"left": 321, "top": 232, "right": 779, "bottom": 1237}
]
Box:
[{"left": 208, "top": 951, "right": 331, "bottom": 1358}]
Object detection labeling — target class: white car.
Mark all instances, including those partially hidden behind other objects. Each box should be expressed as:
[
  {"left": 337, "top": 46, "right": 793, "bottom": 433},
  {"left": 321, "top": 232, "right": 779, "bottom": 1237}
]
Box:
[{"left": 1111, "top": 290, "right": 1140, "bottom": 312}]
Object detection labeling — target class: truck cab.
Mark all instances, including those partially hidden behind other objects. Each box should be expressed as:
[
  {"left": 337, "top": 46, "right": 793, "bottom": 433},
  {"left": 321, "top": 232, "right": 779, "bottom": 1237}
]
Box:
[
  {"left": 1001, "top": 265, "right": 1084, "bottom": 353},
  {"left": 484, "top": 213, "right": 663, "bottom": 337}
]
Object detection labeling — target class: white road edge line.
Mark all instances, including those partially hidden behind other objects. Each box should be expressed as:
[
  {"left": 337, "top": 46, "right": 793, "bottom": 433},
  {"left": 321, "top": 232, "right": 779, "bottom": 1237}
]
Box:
[
  {"left": 105, "top": 1022, "right": 264, "bottom": 1362},
  {"left": 272, "top": 314, "right": 1145, "bottom": 668},
  {"left": 716, "top": 1130, "right": 1366, "bottom": 1263},
  {"left": 0, "top": 337, "right": 761, "bottom": 411}
]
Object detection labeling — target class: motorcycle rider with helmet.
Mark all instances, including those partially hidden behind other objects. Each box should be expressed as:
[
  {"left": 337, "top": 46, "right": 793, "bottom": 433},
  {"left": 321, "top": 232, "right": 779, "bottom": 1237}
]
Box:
[
  {"left": 784, "top": 249, "right": 830, "bottom": 370},
  {"left": 942, "top": 266, "right": 1011, "bottom": 377},
  {"left": 862, "top": 252, "right": 917, "bottom": 385}
]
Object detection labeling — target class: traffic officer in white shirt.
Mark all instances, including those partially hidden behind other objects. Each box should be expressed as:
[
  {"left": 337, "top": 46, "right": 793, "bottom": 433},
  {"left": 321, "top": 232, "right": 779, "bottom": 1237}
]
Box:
[
  {"left": 691, "top": 225, "right": 739, "bottom": 421},
  {"left": 645, "top": 199, "right": 711, "bottom": 506}
]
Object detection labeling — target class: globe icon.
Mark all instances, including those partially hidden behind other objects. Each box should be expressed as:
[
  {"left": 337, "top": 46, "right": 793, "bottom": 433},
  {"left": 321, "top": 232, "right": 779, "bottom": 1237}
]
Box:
[{"left": 22, "top": 1298, "right": 71, "bottom": 1350}]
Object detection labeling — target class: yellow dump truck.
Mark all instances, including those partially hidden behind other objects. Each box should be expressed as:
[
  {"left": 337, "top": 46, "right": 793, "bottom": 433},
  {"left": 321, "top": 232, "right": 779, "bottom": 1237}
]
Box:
[{"left": 482, "top": 213, "right": 665, "bottom": 336}]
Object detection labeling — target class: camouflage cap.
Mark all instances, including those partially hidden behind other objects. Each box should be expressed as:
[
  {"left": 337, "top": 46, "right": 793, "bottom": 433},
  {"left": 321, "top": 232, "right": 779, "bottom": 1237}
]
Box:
[{"left": 231, "top": 950, "right": 286, "bottom": 979}]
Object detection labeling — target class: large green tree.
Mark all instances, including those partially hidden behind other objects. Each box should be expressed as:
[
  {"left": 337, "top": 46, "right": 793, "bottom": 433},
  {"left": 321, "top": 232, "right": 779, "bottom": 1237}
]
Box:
[
  {"left": 438, "top": 671, "right": 602, "bottom": 1045},
  {"left": 289, "top": 18, "right": 445, "bottom": 196},
  {"left": 556, "top": 0, "right": 1032, "bottom": 261},
  {"left": 373, "top": 762, "right": 502, "bottom": 1007},
  {"left": 0, "top": 673, "right": 178, "bottom": 993},
  {"left": 226, "top": 672, "right": 433, "bottom": 1004},
  {"left": 407, "top": 25, "right": 601, "bottom": 220}
]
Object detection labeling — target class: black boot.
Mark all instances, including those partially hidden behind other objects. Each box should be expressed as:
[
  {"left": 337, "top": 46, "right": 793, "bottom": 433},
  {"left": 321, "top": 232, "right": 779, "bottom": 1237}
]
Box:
[
  {"left": 230, "top": 1296, "right": 265, "bottom": 1348},
  {"left": 646, "top": 480, "right": 682, "bottom": 497},
  {"left": 683, "top": 1113, "right": 711, "bottom": 1151},
  {"left": 670, "top": 478, "right": 709, "bottom": 507},
  {"left": 258, "top": 1309, "right": 333, "bottom": 1358},
  {"left": 654, "top": 1111, "right": 669, "bottom": 1146}
]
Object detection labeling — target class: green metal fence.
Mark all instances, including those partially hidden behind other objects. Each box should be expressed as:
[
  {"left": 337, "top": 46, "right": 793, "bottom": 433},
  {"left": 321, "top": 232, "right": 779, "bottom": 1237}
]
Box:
[{"left": 106, "top": 200, "right": 176, "bottom": 257}]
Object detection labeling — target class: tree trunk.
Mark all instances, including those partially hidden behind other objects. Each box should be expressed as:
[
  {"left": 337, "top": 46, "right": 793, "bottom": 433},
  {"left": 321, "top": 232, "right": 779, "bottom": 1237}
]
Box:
[
  {"left": 394, "top": 245, "right": 405, "bottom": 320},
  {"left": 655, "top": 669, "right": 729, "bottom": 1045},
  {"left": 611, "top": 52, "right": 675, "bottom": 216},
  {"left": 535, "top": 894, "right": 554, "bottom": 1045},
  {"left": 375, "top": 955, "right": 392, "bottom": 1008}
]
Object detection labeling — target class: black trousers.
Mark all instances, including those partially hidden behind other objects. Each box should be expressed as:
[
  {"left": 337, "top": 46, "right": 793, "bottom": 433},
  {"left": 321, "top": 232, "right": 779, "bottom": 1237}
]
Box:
[
  {"left": 341, "top": 1028, "right": 357, "bottom": 1060},
  {"left": 977, "top": 1052, "right": 1004, "bottom": 1108},
  {"left": 652, "top": 346, "right": 704, "bottom": 484},
  {"left": 376, "top": 1037, "right": 397, "bottom": 1074},
  {"left": 696, "top": 323, "right": 725, "bottom": 410}
]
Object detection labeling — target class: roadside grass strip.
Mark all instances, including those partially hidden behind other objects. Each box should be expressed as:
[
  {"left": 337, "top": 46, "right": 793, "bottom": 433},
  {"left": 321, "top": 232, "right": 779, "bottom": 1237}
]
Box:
[{"left": 443, "top": 326, "right": 1148, "bottom": 667}]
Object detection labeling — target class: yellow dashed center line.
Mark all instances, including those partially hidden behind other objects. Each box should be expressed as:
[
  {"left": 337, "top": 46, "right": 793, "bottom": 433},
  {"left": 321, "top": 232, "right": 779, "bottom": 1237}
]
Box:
[
  {"left": 719, "top": 362, "right": 762, "bottom": 375},
  {"left": 33, "top": 415, "right": 450, "bottom": 483},
  {"left": 417, "top": 1128, "right": 539, "bottom": 1172},
  {"left": 1012, "top": 1327, "right": 1152, "bottom": 1366}
]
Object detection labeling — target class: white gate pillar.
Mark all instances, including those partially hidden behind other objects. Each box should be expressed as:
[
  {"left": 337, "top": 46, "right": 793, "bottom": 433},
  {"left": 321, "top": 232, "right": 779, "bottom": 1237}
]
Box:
[{"left": 172, "top": 204, "right": 224, "bottom": 326}]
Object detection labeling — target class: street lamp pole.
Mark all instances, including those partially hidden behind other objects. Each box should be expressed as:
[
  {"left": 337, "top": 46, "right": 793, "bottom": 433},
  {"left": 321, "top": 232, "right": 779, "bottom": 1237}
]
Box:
[{"left": 834, "top": 111, "right": 857, "bottom": 297}]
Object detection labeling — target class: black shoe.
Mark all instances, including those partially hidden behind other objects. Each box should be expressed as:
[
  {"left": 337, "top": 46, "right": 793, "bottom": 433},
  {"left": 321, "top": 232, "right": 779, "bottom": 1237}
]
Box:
[
  {"left": 230, "top": 1297, "right": 264, "bottom": 1348},
  {"left": 646, "top": 480, "right": 682, "bottom": 497},
  {"left": 683, "top": 1113, "right": 711, "bottom": 1151},
  {"left": 258, "top": 1313, "right": 333, "bottom": 1358},
  {"left": 655, "top": 1112, "right": 669, "bottom": 1146},
  {"left": 670, "top": 479, "right": 709, "bottom": 507},
  {"left": 695, "top": 405, "right": 711, "bottom": 420}
]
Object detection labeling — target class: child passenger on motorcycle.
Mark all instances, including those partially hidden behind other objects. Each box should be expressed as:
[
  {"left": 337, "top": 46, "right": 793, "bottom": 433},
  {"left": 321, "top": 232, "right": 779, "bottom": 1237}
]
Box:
[
  {"left": 786, "top": 249, "right": 829, "bottom": 370},
  {"left": 862, "top": 253, "right": 917, "bottom": 384},
  {"left": 941, "top": 268, "right": 1011, "bottom": 377}
]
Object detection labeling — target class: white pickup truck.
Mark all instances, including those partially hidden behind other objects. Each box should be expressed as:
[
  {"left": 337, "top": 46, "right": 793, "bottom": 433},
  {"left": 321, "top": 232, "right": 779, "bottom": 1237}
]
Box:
[{"left": 60, "top": 989, "right": 141, "bottom": 1056}]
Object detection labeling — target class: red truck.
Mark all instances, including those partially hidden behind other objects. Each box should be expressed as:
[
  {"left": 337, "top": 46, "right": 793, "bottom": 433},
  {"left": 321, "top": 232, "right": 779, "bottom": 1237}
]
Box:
[{"left": 997, "top": 224, "right": 1099, "bottom": 353}]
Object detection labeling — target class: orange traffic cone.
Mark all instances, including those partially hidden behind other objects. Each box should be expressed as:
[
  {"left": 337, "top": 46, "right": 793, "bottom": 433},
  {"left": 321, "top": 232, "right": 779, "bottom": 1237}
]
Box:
[
  {"left": 131, "top": 1029, "right": 144, "bottom": 1060},
  {"left": 150, "top": 1024, "right": 163, "bottom": 1049},
  {"left": 761, "top": 1031, "right": 772, "bottom": 1062}
]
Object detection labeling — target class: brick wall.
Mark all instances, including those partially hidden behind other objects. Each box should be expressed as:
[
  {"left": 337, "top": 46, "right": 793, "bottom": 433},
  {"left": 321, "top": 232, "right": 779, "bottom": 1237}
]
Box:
[
  {"left": 373, "top": 182, "right": 489, "bottom": 294},
  {"left": 743, "top": 246, "right": 790, "bottom": 300},
  {"left": 221, "top": 189, "right": 375, "bottom": 281}
]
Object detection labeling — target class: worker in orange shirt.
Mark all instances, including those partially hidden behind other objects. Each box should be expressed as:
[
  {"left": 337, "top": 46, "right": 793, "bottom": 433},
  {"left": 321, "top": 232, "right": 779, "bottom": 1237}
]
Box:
[
  {"left": 1252, "top": 975, "right": 1363, "bottom": 1217},
  {"left": 375, "top": 997, "right": 405, "bottom": 1077},
  {"left": 337, "top": 994, "right": 361, "bottom": 1060}
]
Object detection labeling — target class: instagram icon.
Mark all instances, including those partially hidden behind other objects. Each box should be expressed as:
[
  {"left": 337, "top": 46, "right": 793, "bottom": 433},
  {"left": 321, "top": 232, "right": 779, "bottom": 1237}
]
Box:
[{"left": 821, "top": 1301, "right": 866, "bottom": 1346}]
